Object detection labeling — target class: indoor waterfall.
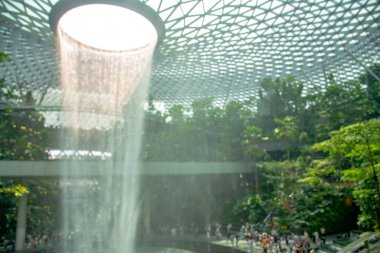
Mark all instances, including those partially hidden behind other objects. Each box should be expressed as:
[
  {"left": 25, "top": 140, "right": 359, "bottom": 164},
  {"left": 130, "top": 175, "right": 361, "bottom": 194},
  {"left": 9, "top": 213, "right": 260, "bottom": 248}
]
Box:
[{"left": 56, "top": 4, "right": 157, "bottom": 253}]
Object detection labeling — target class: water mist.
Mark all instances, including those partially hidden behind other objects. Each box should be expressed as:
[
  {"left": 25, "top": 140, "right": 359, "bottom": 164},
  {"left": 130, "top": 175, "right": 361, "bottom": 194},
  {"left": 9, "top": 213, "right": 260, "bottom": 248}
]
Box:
[{"left": 55, "top": 4, "right": 158, "bottom": 253}]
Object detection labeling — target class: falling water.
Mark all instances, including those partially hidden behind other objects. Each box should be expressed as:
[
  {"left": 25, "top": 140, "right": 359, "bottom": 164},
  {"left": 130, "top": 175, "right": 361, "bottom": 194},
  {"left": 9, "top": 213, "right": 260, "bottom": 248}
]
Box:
[{"left": 56, "top": 19, "right": 157, "bottom": 253}]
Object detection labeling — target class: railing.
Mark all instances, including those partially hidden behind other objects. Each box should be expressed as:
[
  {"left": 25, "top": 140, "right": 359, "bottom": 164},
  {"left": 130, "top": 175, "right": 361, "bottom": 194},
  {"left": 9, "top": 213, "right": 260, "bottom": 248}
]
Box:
[{"left": 341, "top": 231, "right": 380, "bottom": 253}]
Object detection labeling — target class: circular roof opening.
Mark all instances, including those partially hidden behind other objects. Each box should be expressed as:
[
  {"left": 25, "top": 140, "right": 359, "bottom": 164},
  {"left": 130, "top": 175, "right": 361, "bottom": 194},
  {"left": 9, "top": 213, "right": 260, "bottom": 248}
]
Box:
[{"left": 57, "top": 4, "right": 158, "bottom": 51}]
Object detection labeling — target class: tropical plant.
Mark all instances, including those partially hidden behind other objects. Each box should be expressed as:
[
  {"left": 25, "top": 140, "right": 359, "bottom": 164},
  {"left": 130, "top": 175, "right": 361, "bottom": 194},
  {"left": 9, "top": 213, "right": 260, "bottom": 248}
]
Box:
[
  {"left": 0, "top": 51, "right": 53, "bottom": 240},
  {"left": 311, "top": 119, "right": 380, "bottom": 230}
]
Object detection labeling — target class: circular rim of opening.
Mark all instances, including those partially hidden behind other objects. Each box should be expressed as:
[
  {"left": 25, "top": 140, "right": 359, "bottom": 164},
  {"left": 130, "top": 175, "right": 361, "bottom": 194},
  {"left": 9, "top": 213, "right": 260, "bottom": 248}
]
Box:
[
  {"left": 49, "top": 0, "right": 165, "bottom": 47},
  {"left": 57, "top": 4, "right": 158, "bottom": 52}
]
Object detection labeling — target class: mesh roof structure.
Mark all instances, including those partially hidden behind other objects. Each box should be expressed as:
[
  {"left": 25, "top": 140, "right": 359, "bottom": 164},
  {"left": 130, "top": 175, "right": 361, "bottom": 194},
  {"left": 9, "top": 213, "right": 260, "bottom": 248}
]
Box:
[{"left": 0, "top": 0, "right": 380, "bottom": 113}]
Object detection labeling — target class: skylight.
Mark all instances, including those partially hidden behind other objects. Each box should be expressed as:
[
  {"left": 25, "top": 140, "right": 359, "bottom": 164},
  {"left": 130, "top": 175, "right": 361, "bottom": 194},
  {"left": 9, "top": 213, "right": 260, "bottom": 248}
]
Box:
[{"left": 58, "top": 4, "right": 157, "bottom": 51}]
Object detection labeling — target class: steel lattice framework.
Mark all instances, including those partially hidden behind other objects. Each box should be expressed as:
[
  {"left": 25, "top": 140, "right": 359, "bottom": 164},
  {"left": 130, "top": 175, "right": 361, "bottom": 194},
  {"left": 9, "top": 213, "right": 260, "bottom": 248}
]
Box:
[{"left": 0, "top": 0, "right": 380, "bottom": 113}]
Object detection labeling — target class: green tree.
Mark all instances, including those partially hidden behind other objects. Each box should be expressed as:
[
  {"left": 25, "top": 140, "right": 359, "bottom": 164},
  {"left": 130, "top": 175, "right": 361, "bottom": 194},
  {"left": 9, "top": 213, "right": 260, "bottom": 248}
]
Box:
[
  {"left": 233, "top": 194, "right": 267, "bottom": 224},
  {"left": 290, "top": 183, "right": 358, "bottom": 234},
  {"left": 219, "top": 100, "right": 246, "bottom": 161},
  {"left": 242, "top": 125, "right": 268, "bottom": 161},
  {"left": 359, "top": 63, "right": 380, "bottom": 117},
  {"left": 274, "top": 116, "right": 300, "bottom": 161},
  {"left": 141, "top": 96, "right": 160, "bottom": 160},
  {"left": 0, "top": 51, "right": 53, "bottom": 239},
  {"left": 0, "top": 53, "right": 46, "bottom": 160},
  {"left": 312, "top": 74, "right": 376, "bottom": 141},
  {"left": 190, "top": 98, "right": 223, "bottom": 161},
  {"left": 255, "top": 75, "right": 305, "bottom": 137},
  {"left": 311, "top": 119, "right": 380, "bottom": 229}
]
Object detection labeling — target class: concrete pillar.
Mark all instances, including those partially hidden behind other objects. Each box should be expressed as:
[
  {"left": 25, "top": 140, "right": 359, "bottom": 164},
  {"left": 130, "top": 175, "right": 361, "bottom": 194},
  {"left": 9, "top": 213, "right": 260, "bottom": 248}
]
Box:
[
  {"left": 15, "top": 191, "right": 28, "bottom": 251},
  {"left": 143, "top": 194, "right": 151, "bottom": 236}
]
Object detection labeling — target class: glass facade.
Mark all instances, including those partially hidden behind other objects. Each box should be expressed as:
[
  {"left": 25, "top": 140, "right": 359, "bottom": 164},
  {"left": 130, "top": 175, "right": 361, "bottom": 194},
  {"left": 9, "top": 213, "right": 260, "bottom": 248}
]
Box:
[
  {"left": 0, "top": 0, "right": 379, "bottom": 111},
  {"left": 1, "top": 1, "right": 380, "bottom": 251}
]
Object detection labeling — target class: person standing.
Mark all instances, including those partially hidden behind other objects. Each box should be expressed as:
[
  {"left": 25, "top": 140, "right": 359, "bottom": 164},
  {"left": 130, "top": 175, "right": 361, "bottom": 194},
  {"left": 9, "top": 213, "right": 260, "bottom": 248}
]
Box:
[
  {"left": 235, "top": 232, "right": 240, "bottom": 247},
  {"left": 215, "top": 225, "right": 222, "bottom": 240},
  {"left": 262, "top": 234, "right": 268, "bottom": 253},
  {"left": 230, "top": 232, "right": 235, "bottom": 247},
  {"left": 227, "top": 223, "right": 233, "bottom": 237},
  {"left": 320, "top": 227, "right": 326, "bottom": 245},
  {"left": 205, "top": 224, "right": 211, "bottom": 239},
  {"left": 279, "top": 236, "right": 288, "bottom": 253}
]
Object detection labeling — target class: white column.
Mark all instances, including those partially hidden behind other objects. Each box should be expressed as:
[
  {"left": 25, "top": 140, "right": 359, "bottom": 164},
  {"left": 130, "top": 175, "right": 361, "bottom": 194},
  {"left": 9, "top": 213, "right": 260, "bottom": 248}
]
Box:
[
  {"left": 15, "top": 191, "right": 28, "bottom": 251},
  {"left": 143, "top": 195, "right": 151, "bottom": 236}
]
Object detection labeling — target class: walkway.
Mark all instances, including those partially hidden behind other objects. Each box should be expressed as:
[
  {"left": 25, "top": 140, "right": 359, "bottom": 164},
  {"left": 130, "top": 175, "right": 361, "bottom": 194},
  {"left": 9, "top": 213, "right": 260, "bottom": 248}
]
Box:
[
  {"left": 150, "top": 233, "right": 342, "bottom": 253},
  {"left": 0, "top": 161, "right": 255, "bottom": 177},
  {"left": 211, "top": 238, "right": 262, "bottom": 252}
]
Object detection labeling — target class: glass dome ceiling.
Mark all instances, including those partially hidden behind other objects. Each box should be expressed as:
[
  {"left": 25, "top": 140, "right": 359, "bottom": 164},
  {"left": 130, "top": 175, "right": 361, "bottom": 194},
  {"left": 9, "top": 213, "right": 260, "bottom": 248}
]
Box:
[{"left": 0, "top": 0, "right": 379, "bottom": 112}]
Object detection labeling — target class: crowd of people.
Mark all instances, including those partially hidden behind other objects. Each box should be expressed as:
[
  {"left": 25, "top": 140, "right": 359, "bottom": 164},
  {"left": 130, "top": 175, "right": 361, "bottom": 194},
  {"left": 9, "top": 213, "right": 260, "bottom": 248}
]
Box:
[
  {"left": 0, "top": 234, "right": 53, "bottom": 253},
  {"left": 0, "top": 237, "right": 13, "bottom": 253},
  {"left": 1, "top": 222, "right": 326, "bottom": 253},
  {"left": 222, "top": 222, "right": 325, "bottom": 253},
  {"left": 154, "top": 221, "right": 326, "bottom": 253}
]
